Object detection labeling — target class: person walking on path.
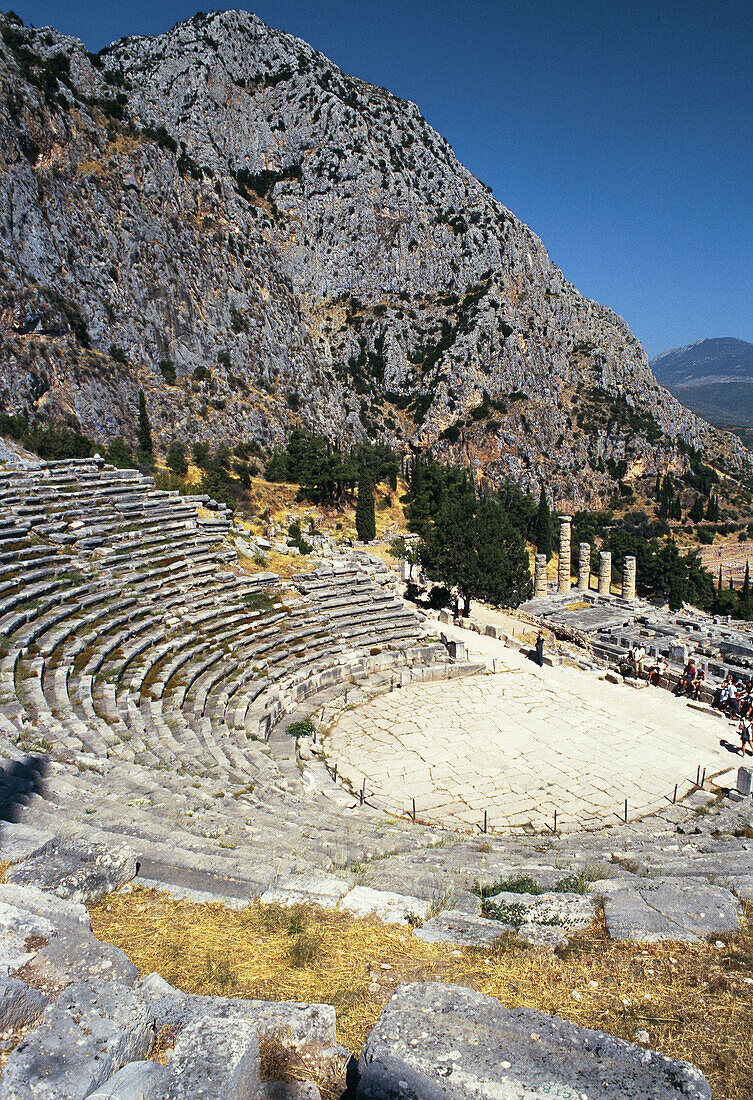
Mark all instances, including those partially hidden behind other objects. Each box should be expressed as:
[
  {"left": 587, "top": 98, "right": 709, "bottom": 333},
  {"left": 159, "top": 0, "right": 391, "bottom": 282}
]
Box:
[
  {"left": 535, "top": 632, "right": 545, "bottom": 668},
  {"left": 739, "top": 714, "right": 752, "bottom": 756}
]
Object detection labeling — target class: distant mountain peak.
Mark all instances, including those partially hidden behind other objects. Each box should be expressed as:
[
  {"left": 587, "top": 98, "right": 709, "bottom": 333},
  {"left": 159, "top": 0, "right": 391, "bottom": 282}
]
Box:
[{"left": 651, "top": 338, "right": 753, "bottom": 430}]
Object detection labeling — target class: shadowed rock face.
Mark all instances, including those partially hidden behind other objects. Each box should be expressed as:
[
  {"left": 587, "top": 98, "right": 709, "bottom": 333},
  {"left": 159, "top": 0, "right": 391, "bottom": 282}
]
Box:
[{"left": 0, "top": 9, "right": 746, "bottom": 504}]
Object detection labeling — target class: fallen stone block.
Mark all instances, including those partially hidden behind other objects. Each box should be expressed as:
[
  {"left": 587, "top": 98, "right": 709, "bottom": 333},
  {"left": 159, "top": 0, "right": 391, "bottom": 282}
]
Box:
[
  {"left": 6, "top": 838, "right": 137, "bottom": 904},
  {"left": 604, "top": 878, "right": 741, "bottom": 942},
  {"left": 84, "top": 1060, "right": 168, "bottom": 1100},
  {"left": 161, "top": 1015, "right": 259, "bottom": 1100},
  {"left": 0, "top": 980, "right": 152, "bottom": 1100},
  {"left": 484, "top": 890, "right": 598, "bottom": 930},
  {"left": 339, "top": 886, "right": 432, "bottom": 924},
  {"left": 357, "top": 982, "right": 711, "bottom": 1099},
  {"left": 260, "top": 874, "right": 351, "bottom": 909},
  {"left": 0, "top": 976, "right": 48, "bottom": 1032},
  {"left": 414, "top": 910, "right": 509, "bottom": 946},
  {"left": 140, "top": 973, "right": 337, "bottom": 1047}
]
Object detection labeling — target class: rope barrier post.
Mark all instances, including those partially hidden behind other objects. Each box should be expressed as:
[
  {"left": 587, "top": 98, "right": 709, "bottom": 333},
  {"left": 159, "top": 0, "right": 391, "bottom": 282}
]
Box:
[
  {"left": 696, "top": 765, "right": 701, "bottom": 786},
  {"left": 553, "top": 808, "right": 557, "bottom": 834},
  {"left": 624, "top": 798, "right": 628, "bottom": 824},
  {"left": 702, "top": 767, "right": 706, "bottom": 786},
  {"left": 673, "top": 783, "right": 677, "bottom": 804},
  {"left": 483, "top": 810, "right": 488, "bottom": 834},
  {"left": 333, "top": 763, "right": 337, "bottom": 783},
  {"left": 412, "top": 797, "right": 416, "bottom": 823},
  {"left": 360, "top": 777, "right": 366, "bottom": 806}
]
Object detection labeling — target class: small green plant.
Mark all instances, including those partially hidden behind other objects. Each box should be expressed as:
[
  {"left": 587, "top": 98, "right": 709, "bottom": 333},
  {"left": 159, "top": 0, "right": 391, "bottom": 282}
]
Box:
[
  {"left": 286, "top": 719, "right": 315, "bottom": 739},
  {"left": 473, "top": 874, "right": 543, "bottom": 898},
  {"left": 482, "top": 899, "right": 528, "bottom": 926}
]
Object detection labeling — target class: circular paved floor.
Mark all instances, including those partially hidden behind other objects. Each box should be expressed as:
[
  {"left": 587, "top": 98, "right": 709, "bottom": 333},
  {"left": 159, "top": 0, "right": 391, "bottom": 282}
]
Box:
[{"left": 324, "top": 630, "right": 738, "bottom": 833}]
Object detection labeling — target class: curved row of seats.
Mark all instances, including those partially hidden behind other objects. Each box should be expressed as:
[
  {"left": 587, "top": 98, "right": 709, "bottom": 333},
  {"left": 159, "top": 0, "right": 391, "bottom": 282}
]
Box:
[{"left": 0, "top": 457, "right": 474, "bottom": 895}]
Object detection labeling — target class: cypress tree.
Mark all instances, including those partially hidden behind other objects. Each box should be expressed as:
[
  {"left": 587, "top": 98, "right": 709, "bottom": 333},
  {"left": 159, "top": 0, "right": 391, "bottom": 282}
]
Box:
[
  {"left": 743, "top": 561, "right": 751, "bottom": 613},
  {"left": 137, "top": 389, "right": 153, "bottom": 463},
  {"left": 355, "top": 468, "right": 376, "bottom": 542},
  {"left": 535, "top": 486, "right": 552, "bottom": 561},
  {"left": 718, "top": 566, "right": 723, "bottom": 592}
]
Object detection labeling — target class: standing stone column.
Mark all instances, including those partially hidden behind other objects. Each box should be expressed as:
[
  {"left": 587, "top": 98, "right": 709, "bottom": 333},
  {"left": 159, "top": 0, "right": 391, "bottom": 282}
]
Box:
[
  {"left": 557, "top": 515, "right": 572, "bottom": 595},
  {"left": 598, "top": 551, "right": 611, "bottom": 596},
  {"left": 622, "top": 555, "right": 637, "bottom": 601},
  {"left": 577, "top": 543, "right": 591, "bottom": 591},
  {"left": 534, "top": 554, "right": 548, "bottom": 598}
]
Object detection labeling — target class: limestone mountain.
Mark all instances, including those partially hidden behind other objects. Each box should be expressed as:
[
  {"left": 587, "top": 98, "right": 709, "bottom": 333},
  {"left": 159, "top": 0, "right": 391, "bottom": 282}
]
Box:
[
  {"left": 0, "top": 8, "right": 747, "bottom": 507},
  {"left": 652, "top": 338, "right": 753, "bottom": 430}
]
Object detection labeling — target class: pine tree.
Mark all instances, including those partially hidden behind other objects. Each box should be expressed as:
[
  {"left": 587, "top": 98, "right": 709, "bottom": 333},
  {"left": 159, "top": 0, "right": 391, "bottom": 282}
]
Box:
[
  {"left": 355, "top": 468, "right": 376, "bottom": 542},
  {"left": 535, "top": 486, "right": 552, "bottom": 561},
  {"left": 654, "top": 472, "right": 661, "bottom": 500},
  {"left": 137, "top": 389, "right": 153, "bottom": 463}
]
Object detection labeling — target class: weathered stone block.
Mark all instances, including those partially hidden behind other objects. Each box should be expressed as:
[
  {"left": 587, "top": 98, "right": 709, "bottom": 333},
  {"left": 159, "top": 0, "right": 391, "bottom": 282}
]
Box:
[
  {"left": 357, "top": 983, "right": 711, "bottom": 1099},
  {"left": 340, "top": 886, "right": 432, "bottom": 924},
  {"left": 414, "top": 910, "right": 509, "bottom": 946},
  {"left": 737, "top": 766, "right": 753, "bottom": 796},
  {"left": 260, "top": 874, "right": 350, "bottom": 909},
  {"left": 6, "top": 839, "right": 137, "bottom": 904},
  {"left": 0, "top": 977, "right": 48, "bottom": 1032},
  {"left": 0, "top": 980, "right": 152, "bottom": 1100},
  {"left": 84, "top": 1060, "right": 168, "bottom": 1100},
  {"left": 604, "top": 879, "right": 741, "bottom": 942},
  {"left": 139, "top": 973, "right": 337, "bottom": 1047},
  {"left": 161, "top": 1016, "right": 259, "bottom": 1100}
]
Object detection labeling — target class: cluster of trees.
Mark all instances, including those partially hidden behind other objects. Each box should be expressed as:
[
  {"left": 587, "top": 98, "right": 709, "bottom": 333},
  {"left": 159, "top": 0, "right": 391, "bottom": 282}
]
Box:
[
  {"left": 265, "top": 429, "right": 398, "bottom": 502},
  {"left": 401, "top": 457, "right": 532, "bottom": 608},
  {"left": 655, "top": 472, "right": 720, "bottom": 524}
]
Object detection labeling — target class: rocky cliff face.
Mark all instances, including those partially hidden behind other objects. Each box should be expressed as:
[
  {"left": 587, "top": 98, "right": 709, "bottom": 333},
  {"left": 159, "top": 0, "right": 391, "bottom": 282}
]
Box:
[{"left": 0, "top": 9, "right": 746, "bottom": 506}]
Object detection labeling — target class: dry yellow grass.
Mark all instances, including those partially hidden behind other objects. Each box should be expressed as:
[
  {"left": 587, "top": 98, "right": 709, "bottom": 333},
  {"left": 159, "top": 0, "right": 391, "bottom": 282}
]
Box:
[
  {"left": 90, "top": 889, "right": 753, "bottom": 1098},
  {"left": 0, "top": 860, "right": 10, "bottom": 882}
]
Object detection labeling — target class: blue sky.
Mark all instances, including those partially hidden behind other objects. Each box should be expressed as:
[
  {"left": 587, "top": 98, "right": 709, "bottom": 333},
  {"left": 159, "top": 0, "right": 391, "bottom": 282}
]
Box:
[{"left": 10, "top": 0, "right": 752, "bottom": 358}]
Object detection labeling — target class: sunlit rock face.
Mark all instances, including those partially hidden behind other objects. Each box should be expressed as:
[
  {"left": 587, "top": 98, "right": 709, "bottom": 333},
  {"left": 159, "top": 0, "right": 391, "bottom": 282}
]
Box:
[{"left": 0, "top": 9, "right": 744, "bottom": 505}]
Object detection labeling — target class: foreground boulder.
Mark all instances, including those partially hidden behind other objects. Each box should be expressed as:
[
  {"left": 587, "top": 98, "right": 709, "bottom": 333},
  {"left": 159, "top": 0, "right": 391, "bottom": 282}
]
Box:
[{"left": 357, "top": 983, "right": 711, "bottom": 1099}]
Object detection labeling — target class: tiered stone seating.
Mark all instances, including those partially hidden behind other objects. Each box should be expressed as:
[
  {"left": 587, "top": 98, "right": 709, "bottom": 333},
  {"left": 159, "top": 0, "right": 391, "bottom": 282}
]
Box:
[{"left": 0, "top": 456, "right": 476, "bottom": 896}]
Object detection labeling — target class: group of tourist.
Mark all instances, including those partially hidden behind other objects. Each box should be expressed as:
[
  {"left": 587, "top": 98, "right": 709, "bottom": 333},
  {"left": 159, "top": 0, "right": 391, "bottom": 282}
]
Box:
[{"left": 625, "top": 645, "right": 752, "bottom": 757}]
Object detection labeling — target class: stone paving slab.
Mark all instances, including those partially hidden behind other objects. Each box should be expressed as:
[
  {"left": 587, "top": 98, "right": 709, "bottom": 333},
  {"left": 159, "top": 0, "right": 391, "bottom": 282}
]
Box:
[
  {"left": 604, "top": 878, "right": 742, "bottom": 942},
  {"left": 325, "top": 630, "right": 734, "bottom": 832}
]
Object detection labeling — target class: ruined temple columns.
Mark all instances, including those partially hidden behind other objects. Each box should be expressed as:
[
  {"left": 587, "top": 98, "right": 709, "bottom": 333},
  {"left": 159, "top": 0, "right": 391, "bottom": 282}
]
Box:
[
  {"left": 557, "top": 516, "right": 572, "bottom": 594},
  {"left": 577, "top": 543, "right": 591, "bottom": 591},
  {"left": 598, "top": 552, "right": 611, "bottom": 596},
  {"left": 622, "top": 555, "right": 637, "bottom": 601},
  {"left": 534, "top": 554, "right": 548, "bottom": 598}
]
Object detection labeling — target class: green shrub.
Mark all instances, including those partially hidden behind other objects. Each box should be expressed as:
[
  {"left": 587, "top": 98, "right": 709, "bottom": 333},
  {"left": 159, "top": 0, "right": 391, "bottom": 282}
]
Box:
[{"left": 286, "top": 719, "right": 315, "bottom": 739}]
